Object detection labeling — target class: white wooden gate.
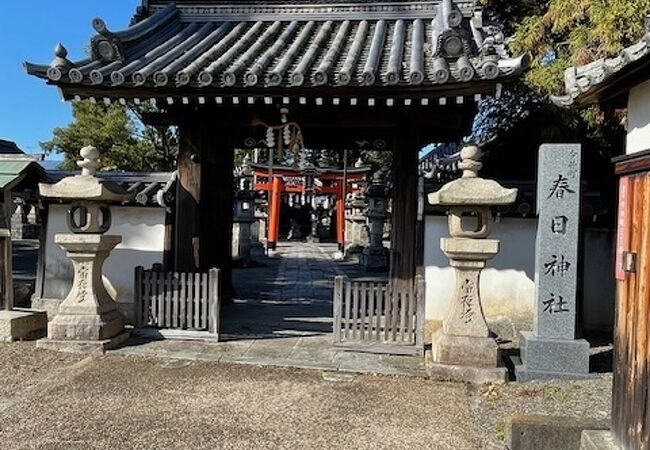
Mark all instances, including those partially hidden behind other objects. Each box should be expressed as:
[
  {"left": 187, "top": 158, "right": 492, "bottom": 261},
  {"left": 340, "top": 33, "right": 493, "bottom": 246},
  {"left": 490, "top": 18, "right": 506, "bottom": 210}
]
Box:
[
  {"left": 333, "top": 276, "right": 425, "bottom": 355},
  {"left": 134, "top": 266, "right": 220, "bottom": 338}
]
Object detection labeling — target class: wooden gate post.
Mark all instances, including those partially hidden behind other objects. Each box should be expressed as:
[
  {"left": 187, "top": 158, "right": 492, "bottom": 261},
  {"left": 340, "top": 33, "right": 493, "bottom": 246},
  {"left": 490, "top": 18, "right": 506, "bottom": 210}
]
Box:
[
  {"left": 415, "top": 275, "right": 426, "bottom": 348},
  {"left": 208, "top": 268, "right": 220, "bottom": 338},
  {"left": 134, "top": 266, "right": 144, "bottom": 328},
  {"left": 333, "top": 276, "right": 344, "bottom": 341}
]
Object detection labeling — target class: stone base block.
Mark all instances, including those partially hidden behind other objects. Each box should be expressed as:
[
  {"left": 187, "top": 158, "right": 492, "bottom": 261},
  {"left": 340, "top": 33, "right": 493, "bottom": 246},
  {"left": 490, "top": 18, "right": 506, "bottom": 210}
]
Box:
[
  {"left": 362, "top": 247, "right": 389, "bottom": 271},
  {"left": 0, "top": 309, "right": 48, "bottom": 342},
  {"left": 37, "top": 331, "right": 130, "bottom": 355},
  {"left": 48, "top": 310, "right": 125, "bottom": 341},
  {"left": 514, "top": 331, "right": 591, "bottom": 381},
  {"left": 506, "top": 415, "right": 610, "bottom": 450},
  {"left": 580, "top": 430, "right": 619, "bottom": 450},
  {"left": 426, "top": 351, "right": 507, "bottom": 384},
  {"left": 31, "top": 297, "right": 63, "bottom": 320},
  {"left": 250, "top": 244, "right": 266, "bottom": 260},
  {"left": 431, "top": 330, "right": 500, "bottom": 367}
]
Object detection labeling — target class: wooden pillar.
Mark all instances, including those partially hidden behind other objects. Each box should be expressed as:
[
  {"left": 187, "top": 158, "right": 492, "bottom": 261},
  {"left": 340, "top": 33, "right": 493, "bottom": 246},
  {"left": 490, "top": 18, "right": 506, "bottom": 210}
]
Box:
[
  {"left": 415, "top": 175, "right": 425, "bottom": 276},
  {"left": 200, "top": 124, "right": 235, "bottom": 301},
  {"left": 267, "top": 176, "right": 283, "bottom": 250},
  {"left": 174, "top": 123, "right": 202, "bottom": 272},
  {"left": 162, "top": 208, "right": 175, "bottom": 272},
  {"left": 389, "top": 127, "right": 419, "bottom": 285},
  {"left": 174, "top": 114, "right": 236, "bottom": 300},
  {"left": 336, "top": 191, "right": 345, "bottom": 250}
]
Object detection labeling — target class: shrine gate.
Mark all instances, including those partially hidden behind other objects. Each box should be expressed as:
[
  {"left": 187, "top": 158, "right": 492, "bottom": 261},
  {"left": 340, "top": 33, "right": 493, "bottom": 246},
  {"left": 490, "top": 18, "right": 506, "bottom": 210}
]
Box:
[{"left": 25, "top": 0, "right": 526, "bottom": 349}]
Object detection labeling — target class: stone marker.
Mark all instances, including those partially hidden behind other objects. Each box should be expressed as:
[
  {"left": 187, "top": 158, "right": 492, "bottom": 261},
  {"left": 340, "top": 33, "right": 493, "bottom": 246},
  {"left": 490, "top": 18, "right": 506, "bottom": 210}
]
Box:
[
  {"left": 514, "top": 143, "right": 591, "bottom": 380},
  {"left": 579, "top": 430, "right": 619, "bottom": 450},
  {"left": 36, "top": 146, "right": 133, "bottom": 354},
  {"left": 506, "top": 415, "right": 609, "bottom": 450},
  {"left": 427, "top": 144, "right": 517, "bottom": 383}
]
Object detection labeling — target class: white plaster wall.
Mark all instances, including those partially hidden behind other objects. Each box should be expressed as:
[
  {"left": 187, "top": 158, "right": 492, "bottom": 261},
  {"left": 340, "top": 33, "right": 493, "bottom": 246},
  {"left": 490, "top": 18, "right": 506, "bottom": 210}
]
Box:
[
  {"left": 424, "top": 216, "right": 615, "bottom": 333},
  {"left": 424, "top": 216, "right": 536, "bottom": 325},
  {"left": 582, "top": 229, "right": 615, "bottom": 330},
  {"left": 626, "top": 79, "right": 650, "bottom": 154},
  {"left": 43, "top": 204, "right": 166, "bottom": 321}
]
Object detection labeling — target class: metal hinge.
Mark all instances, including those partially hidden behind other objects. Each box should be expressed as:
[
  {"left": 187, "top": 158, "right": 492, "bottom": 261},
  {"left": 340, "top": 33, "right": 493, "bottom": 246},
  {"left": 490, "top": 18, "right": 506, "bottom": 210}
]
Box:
[{"left": 622, "top": 251, "right": 637, "bottom": 274}]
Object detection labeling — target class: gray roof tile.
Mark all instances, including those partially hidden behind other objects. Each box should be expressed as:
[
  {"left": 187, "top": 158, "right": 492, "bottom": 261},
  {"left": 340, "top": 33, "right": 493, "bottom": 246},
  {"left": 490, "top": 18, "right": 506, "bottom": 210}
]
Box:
[{"left": 25, "top": 1, "right": 525, "bottom": 93}]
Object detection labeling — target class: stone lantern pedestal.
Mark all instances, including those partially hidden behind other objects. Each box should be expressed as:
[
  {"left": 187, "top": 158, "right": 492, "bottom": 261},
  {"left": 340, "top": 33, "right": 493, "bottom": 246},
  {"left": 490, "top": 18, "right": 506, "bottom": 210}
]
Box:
[
  {"left": 44, "top": 235, "right": 124, "bottom": 341},
  {"left": 432, "top": 237, "right": 500, "bottom": 367},
  {"left": 36, "top": 146, "right": 132, "bottom": 354},
  {"left": 427, "top": 145, "right": 517, "bottom": 383}
]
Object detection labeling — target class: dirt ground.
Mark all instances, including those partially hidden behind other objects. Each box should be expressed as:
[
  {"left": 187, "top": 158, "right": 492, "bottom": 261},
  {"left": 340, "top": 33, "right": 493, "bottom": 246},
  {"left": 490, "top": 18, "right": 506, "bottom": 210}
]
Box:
[{"left": 0, "top": 343, "right": 611, "bottom": 450}]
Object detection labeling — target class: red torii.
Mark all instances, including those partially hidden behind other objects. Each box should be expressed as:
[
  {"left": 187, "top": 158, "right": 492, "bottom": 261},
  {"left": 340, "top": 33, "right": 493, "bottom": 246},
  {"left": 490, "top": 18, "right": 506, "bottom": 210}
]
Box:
[{"left": 252, "top": 163, "right": 369, "bottom": 250}]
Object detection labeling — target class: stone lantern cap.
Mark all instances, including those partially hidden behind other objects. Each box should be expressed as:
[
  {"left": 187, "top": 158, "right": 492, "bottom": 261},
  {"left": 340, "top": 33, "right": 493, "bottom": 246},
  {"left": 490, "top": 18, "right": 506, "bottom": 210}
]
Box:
[
  {"left": 428, "top": 144, "right": 517, "bottom": 207},
  {"left": 39, "top": 146, "right": 133, "bottom": 203}
]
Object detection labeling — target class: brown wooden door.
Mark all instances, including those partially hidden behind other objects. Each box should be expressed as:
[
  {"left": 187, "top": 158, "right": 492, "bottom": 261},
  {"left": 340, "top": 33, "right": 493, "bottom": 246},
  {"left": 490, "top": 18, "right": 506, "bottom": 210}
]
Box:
[{"left": 613, "top": 174, "right": 650, "bottom": 450}]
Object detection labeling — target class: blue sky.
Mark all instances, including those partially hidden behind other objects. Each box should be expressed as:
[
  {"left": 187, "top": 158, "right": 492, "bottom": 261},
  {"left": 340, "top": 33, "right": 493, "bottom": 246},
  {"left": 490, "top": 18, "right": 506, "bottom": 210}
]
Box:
[{"left": 0, "top": 1, "right": 140, "bottom": 156}]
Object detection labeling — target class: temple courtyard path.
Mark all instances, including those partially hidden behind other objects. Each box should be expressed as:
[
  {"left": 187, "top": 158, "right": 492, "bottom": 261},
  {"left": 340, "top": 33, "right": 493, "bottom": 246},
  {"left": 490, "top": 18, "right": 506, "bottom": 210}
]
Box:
[
  {"left": 119, "top": 241, "right": 425, "bottom": 376},
  {"left": 0, "top": 342, "right": 611, "bottom": 450}
]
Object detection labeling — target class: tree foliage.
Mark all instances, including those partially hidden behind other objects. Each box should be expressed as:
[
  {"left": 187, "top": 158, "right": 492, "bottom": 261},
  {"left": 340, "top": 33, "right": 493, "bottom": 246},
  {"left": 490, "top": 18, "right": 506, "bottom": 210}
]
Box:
[
  {"left": 482, "top": 0, "right": 650, "bottom": 96},
  {"left": 467, "top": 0, "right": 648, "bottom": 154},
  {"left": 41, "top": 100, "right": 178, "bottom": 172}
]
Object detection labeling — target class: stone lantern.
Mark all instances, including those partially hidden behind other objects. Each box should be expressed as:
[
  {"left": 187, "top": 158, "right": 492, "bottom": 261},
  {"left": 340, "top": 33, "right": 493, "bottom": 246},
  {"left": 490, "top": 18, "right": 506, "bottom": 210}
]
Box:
[
  {"left": 428, "top": 144, "right": 517, "bottom": 382},
  {"left": 362, "top": 170, "right": 391, "bottom": 271},
  {"left": 37, "top": 146, "right": 133, "bottom": 353},
  {"left": 345, "top": 190, "right": 368, "bottom": 253},
  {"left": 233, "top": 154, "right": 257, "bottom": 264}
]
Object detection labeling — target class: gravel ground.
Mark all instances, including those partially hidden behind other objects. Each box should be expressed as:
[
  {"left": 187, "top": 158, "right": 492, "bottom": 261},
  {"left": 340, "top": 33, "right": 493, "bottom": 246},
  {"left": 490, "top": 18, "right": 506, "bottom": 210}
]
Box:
[{"left": 0, "top": 343, "right": 612, "bottom": 450}]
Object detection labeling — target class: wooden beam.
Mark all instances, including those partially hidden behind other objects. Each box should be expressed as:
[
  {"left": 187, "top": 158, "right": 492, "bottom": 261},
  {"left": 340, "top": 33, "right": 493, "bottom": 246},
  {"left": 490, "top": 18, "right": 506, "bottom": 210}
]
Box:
[{"left": 59, "top": 81, "right": 500, "bottom": 104}]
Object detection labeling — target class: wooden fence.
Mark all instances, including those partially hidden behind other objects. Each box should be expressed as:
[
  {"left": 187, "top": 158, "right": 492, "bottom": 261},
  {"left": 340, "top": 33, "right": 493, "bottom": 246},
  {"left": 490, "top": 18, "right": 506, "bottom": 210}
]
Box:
[
  {"left": 134, "top": 266, "right": 220, "bottom": 337},
  {"left": 333, "top": 275, "right": 425, "bottom": 355}
]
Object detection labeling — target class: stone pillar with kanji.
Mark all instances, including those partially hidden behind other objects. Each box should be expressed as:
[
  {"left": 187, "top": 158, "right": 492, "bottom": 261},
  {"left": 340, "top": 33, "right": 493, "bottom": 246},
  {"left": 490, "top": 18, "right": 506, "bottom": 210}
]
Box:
[
  {"left": 514, "top": 144, "right": 591, "bottom": 380},
  {"left": 427, "top": 144, "right": 517, "bottom": 383}
]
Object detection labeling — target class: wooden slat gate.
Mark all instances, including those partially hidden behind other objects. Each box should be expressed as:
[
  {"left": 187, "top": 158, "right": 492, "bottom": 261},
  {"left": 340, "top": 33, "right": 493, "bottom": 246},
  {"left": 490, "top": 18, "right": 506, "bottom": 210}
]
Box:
[
  {"left": 333, "top": 275, "right": 425, "bottom": 355},
  {"left": 134, "top": 266, "right": 220, "bottom": 338}
]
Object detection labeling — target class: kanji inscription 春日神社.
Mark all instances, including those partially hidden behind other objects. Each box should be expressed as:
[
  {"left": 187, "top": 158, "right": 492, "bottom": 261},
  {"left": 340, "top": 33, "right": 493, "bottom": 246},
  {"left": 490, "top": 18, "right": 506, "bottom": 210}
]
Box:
[{"left": 533, "top": 144, "right": 581, "bottom": 339}]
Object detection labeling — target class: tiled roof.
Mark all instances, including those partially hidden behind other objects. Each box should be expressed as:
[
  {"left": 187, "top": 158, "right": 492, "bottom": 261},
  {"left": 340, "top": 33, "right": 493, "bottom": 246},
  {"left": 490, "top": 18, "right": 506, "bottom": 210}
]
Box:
[
  {"left": 0, "top": 139, "right": 25, "bottom": 155},
  {"left": 553, "top": 21, "right": 650, "bottom": 107},
  {"left": 44, "top": 171, "right": 175, "bottom": 206},
  {"left": 24, "top": 1, "right": 526, "bottom": 95}
]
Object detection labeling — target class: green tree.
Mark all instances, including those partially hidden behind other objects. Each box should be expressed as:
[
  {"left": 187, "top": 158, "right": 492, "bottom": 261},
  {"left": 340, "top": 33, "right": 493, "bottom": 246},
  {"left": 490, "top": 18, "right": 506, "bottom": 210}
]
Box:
[
  {"left": 41, "top": 100, "right": 178, "bottom": 172},
  {"left": 482, "top": 0, "right": 650, "bottom": 96},
  {"left": 469, "top": 0, "right": 647, "bottom": 155}
]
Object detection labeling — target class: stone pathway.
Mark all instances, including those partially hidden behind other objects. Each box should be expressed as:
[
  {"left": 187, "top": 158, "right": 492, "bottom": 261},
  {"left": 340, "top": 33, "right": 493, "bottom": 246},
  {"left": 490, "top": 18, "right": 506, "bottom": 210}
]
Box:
[{"left": 114, "top": 242, "right": 424, "bottom": 377}]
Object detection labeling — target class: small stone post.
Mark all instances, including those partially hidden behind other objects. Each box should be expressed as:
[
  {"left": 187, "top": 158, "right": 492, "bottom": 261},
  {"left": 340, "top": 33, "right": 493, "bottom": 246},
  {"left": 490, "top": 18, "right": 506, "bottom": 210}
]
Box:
[
  {"left": 362, "top": 170, "right": 391, "bottom": 271},
  {"left": 427, "top": 144, "right": 517, "bottom": 383},
  {"left": 514, "top": 144, "right": 591, "bottom": 380},
  {"left": 36, "top": 146, "right": 133, "bottom": 353}
]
